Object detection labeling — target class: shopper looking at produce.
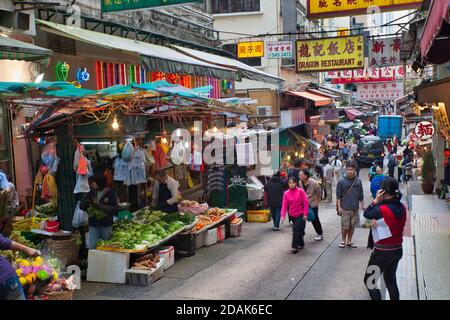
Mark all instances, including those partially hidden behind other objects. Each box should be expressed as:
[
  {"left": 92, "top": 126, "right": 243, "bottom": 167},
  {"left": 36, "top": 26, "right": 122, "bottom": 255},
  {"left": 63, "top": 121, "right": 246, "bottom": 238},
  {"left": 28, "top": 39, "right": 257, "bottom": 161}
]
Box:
[
  {"left": 0, "top": 172, "right": 19, "bottom": 217},
  {"left": 152, "top": 170, "right": 179, "bottom": 213},
  {"left": 299, "top": 169, "right": 323, "bottom": 241},
  {"left": 265, "top": 171, "right": 286, "bottom": 231},
  {"left": 280, "top": 177, "right": 309, "bottom": 254},
  {"left": 0, "top": 234, "right": 39, "bottom": 300},
  {"left": 363, "top": 178, "right": 406, "bottom": 300},
  {"left": 80, "top": 173, "right": 119, "bottom": 249}
]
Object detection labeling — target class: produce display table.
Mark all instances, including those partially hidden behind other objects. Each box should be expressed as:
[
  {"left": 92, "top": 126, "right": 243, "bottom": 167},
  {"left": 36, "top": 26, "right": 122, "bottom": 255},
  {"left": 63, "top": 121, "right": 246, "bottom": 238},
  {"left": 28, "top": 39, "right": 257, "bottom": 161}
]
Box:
[
  {"left": 31, "top": 229, "right": 72, "bottom": 239},
  {"left": 191, "top": 209, "right": 237, "bottom": 235}
]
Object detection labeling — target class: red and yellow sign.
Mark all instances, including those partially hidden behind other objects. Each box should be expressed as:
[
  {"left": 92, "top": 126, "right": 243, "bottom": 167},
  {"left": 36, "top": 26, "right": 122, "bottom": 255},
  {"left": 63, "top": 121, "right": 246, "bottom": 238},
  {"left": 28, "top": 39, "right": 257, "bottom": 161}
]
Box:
[
  {"left": 237, "top": 41, "right": 265, "bottom": 58},
  {"left": 307, "top": 0, "right": 423, "bottom": 19},
  {"left": 296, "top": 35, "right": 364, "bottom": 73}
]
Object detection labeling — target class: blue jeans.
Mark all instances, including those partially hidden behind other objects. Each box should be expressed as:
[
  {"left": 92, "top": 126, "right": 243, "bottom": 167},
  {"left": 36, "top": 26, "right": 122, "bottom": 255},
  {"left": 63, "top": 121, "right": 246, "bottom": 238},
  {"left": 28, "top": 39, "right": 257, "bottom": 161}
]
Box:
[
  {"left": 270, "top": 207, "right": 281, "bottom": 228},
  {"left": 0, "top": 275, "right": 26, "bottom": 300},
  {"left": 88, "top": 226, "right": 112, "bottom": 249}
]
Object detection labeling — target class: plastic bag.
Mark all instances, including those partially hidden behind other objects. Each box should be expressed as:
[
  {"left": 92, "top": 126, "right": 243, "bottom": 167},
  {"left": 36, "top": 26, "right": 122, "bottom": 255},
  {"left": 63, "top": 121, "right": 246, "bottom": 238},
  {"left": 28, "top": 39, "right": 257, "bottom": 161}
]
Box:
[
  {"left": 72, "top": 201, "right": 89, "bottom": 228},
  {"left": 307, "top": 206, "right": 315, "bottom": 222},
  {"left": 358, "top": 211, "right": 372, "bottom": 229},
  {"left": 41, "top": 141, "right": 60, "bottom": 174},
  {"left": 122, "top": 141, "right": 134, "bottom": 163}
]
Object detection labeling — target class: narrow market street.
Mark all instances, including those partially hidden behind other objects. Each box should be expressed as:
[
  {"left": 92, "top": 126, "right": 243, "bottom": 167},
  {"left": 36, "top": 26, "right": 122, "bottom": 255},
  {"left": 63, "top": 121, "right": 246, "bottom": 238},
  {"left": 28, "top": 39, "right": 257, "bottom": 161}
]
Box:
[{"left": 75, "top": 168, "right": 412, "bottom": 300}]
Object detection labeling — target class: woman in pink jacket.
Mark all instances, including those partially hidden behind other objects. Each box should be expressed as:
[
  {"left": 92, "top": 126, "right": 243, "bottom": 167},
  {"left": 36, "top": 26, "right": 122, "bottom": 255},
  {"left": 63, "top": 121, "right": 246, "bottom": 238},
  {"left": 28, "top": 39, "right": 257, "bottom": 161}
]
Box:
[{"left": 281, "top": 177, "right": 309, "bottom": 253}]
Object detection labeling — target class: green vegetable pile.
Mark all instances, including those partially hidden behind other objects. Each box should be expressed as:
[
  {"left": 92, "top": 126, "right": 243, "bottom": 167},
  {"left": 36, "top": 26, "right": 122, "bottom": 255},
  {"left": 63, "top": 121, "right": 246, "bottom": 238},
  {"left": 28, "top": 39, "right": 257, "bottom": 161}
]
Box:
[
  {"left": 96, "top": 209, "right": 191, "bottom": 250},
  {"left": 35, "top": 202, "right": 58, "bottom": 216},
  {"left": 0, "top": 231, "right": 38, "bottom": 262},
  {"left": 87, "top": 203, "right": 106, "bottom": 220}
]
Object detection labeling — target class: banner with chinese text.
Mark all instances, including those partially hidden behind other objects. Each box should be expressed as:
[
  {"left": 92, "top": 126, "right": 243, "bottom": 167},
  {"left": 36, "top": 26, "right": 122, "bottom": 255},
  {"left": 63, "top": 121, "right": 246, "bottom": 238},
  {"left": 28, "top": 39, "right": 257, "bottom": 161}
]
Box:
[
  {"left": 325, "top": 66, "right": 406, "bottom": 84},
  {"left": 369, "top": 37, "right": 402, "bottom": 67},
  {"left": 296, "top": 35, "right": 364, "bottom": 73},
  {"left": 307, "top": 0, "right": 423, "bottom": 19},
  {"left": 101, "top": 0, "right": 201, "bottom": 13},
  {"left": 356, "top": 82, "right": 405, "bottom": 101},
  {"left": 267, "top": 41, "right": 293, "bottom": 59},
  {"left": 237, "top": 41, "right": 265, "bottom": 58}
]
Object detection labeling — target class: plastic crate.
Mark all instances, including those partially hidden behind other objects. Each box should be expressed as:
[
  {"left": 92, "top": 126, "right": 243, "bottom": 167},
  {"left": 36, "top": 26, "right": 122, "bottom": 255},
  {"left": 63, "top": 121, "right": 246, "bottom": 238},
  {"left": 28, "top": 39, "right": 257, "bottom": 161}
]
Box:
[
  {"left": 203, "top": 228, "right": 217, "bottom": 247},
  {"left": 230, "top": 218, "right": 243, "bottom": 237},
  {"left": 195, "top": 231, "right": 205, "bottom": 249},
  {"left": 126, "top": 259, "right": 164, "bottom": 286},
  {"left": 157, "top": 246, "right": 175, "bottom": 271},
  {"left": 217, "top": 225, "right": 225, "bottom": 242},
  {"left": 247, "top": 188, "right": 264, "bottom": 201},
  {"left": 246, "top": 210, "right": 270, "bottom": 223},
  {"left": 86, "top": 250, "right": 130, "bottom": 284},
  {"left": 12, "top": 217, "right": 47, "bottom": 232}
]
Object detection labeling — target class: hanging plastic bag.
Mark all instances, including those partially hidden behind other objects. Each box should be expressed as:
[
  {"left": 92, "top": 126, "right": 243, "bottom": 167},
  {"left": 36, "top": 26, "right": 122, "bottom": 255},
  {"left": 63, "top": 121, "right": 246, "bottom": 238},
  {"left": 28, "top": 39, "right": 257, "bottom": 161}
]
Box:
[
  {"left": 307, "top": 206, "right": 315, "bottom": 222},
  {"left": 41, "top": 141, "right": 60, "bottom": 174},
  {"left": 122, "top": 140, "right": 134, "bottom": 163},
  {"left": 42, "top": 173, "right": 58, "bottom": 202},
  {"left": 187, "top": 171, "right": 194, "bottom": 189},
  {"left": 72, "top": 201, "right": 89, "bottom": 228},
  {"left": 358, "top": 211, "right": 372, "bottom": 229}
]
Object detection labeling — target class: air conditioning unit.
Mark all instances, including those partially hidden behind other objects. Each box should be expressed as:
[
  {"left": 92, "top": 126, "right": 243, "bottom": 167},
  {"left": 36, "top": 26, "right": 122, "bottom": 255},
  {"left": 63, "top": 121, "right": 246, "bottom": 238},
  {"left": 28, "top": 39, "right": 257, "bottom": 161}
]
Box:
[
  {"left": 257, "top": 106, "right": 273, "bottom": 117},
  {"left": 0, "top": 2, "right": 36, "bottom": 36}
]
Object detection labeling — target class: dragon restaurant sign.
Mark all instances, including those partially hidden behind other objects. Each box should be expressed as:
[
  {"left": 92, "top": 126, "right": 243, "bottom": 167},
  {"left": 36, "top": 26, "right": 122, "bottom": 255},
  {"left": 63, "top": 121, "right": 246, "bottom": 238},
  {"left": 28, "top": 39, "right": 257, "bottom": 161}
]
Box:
[
  {"left": 296, "top": 35, "right": 364, "bottom": 73},
  {"left": 307, "top": 0, "right": 423, "bottom": 19},
  {"left": 415, "top": 121, "right": 435, "bottom": 141}
]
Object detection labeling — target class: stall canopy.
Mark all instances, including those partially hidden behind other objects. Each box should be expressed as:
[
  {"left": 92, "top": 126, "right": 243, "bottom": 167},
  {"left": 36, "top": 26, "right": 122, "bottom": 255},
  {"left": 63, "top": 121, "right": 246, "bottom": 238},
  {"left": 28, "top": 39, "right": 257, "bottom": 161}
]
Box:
[
  {"left": 0, "top": 36, "right": 52, "bottom": 64},
  {"left": 171, "top": 45, "right": 284, "bottom": 86},
  {"left": 36, "top": 20, "right": 237, "bottom": 80},
  {"left": 286, "top": 90, "right": 333, "bottom": 107},
  {"left": 345, "top": 108, "right": 364, "bottom": 120},
  {"left": 420, "top": 0, "right": 450, "bottom": 64}
]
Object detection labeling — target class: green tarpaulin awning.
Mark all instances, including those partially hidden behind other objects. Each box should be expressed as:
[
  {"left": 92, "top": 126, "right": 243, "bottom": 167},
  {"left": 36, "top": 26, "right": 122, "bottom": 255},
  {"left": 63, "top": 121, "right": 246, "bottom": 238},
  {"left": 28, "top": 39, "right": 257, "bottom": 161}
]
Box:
[{"left": 0, "top": 36, "right": 52, "bottom": 64}]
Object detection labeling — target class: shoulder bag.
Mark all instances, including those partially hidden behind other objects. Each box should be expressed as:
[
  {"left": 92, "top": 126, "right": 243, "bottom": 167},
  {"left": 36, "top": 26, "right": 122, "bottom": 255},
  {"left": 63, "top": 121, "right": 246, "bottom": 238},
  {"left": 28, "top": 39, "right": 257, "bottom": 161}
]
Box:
[{"left": 336, "top": 178, "right": 357, "bottom": 216}]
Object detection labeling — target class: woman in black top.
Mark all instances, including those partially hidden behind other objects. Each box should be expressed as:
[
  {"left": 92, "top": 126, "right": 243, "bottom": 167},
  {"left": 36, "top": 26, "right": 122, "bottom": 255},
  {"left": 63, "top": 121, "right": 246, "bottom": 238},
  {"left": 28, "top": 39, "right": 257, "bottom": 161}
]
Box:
[{"left": 265, "top": 171, "right": 286, "bottom": 231}]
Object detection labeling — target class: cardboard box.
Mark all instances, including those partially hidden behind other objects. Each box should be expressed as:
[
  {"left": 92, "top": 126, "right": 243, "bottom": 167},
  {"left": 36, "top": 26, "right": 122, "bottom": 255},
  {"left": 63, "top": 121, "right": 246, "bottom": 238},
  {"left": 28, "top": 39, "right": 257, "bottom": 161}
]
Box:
[
  {"left": 87, "top": 250, "right": 130, "bottom": 284},
  {"left": 246, "top": 210, "right": 271, "bottom": 223},
  {"left": 203, "top": 228, "right": 218, "bottom": 247}
]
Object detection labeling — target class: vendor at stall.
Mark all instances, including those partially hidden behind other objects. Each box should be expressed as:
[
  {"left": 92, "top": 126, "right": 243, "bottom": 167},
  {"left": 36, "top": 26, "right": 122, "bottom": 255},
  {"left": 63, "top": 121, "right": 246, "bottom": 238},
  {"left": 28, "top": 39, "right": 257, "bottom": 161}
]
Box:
[
  {"left": 80, "top": 173, "right": 119, "bottom": 249},
  {"left": 152, "top": 170, "right": 179, "bottom": 213},
  {"left": 0, "top": 171, "right": 19, "bottom": 216}
]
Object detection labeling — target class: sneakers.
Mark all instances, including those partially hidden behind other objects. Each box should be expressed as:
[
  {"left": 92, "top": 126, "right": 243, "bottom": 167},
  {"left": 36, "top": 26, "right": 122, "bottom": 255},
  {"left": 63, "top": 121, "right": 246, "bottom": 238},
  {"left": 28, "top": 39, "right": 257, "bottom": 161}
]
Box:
[
  {"left": 272, "top": 227, "right": 280, "bottom": 231},
  {"left": 314, "top": 235, "right": 324, "bottom": 241},
  {"left": 290, "top": 248, "right": 298, "bottom": 254}
]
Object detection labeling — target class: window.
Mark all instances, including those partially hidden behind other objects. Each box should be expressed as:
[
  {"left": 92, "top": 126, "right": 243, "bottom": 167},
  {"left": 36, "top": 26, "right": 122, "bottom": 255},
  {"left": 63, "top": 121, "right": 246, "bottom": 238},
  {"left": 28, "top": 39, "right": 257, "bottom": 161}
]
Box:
[{"left": 211, "top": 0, "right": 260, "bottom": 14}]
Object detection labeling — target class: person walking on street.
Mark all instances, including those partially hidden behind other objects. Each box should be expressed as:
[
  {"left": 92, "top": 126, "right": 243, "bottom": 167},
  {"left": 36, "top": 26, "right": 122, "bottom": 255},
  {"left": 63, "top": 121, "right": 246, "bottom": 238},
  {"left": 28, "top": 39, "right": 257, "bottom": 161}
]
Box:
[
  {"left": 336, "top": 160, "right": 365, "bottom": 248},
  {"left": 370, "top": 166, "right": 386, "bottom": 199},
  {"left": 363, "top": 178, "right": 406, "bottom": 300},
  {"left": 323, "top": 158, "right": 334, "bottom": 203},
  {"left": 350, "top": 141, "right": 358, "bottom": 159},
  {"left": 387, "top": 151, "right": 396, "bottom": 178},
  {"left": 341, "top": 144, "right": 350, "bottom": 161},
  {"left": 265, "top": 171, "right": 286, "bottom": 231},
  {"left": 280, "top": 177, "right": 309, "bottom": 254},
  {"left": 0, "top": 235, "right": 39, "bottom": 300},
  {"left": 332, "top": 156, "right": 342, "bottom": 182},
  {"left": 299, "top": 169, "right": 324, "bottom": 241}
]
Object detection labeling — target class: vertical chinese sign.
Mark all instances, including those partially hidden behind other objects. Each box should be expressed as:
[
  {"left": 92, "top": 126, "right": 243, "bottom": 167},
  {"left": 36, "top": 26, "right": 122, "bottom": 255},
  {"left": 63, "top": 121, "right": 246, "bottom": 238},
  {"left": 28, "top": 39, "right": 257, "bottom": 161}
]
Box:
[
  {"left": 237, "top": 41, "right": 265, "bottom": 59},
  {"left": 307, "top": 0, "right": 423, "bottom": 19},
  {"left": 102, "top": 0, "right": 202, "bottom": 13},
  {"left": 369, "top": 37, "right": 402, "bottom": 67},
  {"left": 296, "top": 35, "right": 364, "bottom": 73},
  {"left": 266, "top": 41, "right": 293, "bottom": 59}
]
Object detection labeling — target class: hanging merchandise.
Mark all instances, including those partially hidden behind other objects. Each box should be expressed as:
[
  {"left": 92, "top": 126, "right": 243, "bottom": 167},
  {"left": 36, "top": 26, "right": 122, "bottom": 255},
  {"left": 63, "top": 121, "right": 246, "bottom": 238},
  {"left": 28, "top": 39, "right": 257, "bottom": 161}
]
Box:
[
  {"left": 113, "top": 157, "right": 128, "bottom": 182},
  {"left": 122, "top": 140, "right": 134, "bottom": 162},
  {"left": 55, "top": 62, "right": 70, "bottom": 81},
  {"left": 153, "top": 141, "right": 168, "bottom": 169},
  {"left": 130, "top": 146, "right": 147, "bottom": 185},
  {"left": 42, "top": 174, "right": 58, "bottom": 202},
  {"left": 73, "top": 148, "right": 93, "bottom": 194},
  {"left": 76, "top": 67, "right": 90, "bottom": 83},
  {"left": 41, "top": 141, "right": 60, "bottom": 175},
  {"left": 144, "top": 143, "right": 155, "bottom": 166},
  {"left": 207, "top": 165, "right": 225, "bottom": 196}
]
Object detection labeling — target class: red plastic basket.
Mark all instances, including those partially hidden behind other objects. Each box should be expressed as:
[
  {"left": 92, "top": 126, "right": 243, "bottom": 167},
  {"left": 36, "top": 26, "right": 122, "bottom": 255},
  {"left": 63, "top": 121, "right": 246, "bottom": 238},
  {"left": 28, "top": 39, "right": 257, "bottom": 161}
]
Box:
[{"left": 45, "top": 221, "right": 60, "bottom": 233}]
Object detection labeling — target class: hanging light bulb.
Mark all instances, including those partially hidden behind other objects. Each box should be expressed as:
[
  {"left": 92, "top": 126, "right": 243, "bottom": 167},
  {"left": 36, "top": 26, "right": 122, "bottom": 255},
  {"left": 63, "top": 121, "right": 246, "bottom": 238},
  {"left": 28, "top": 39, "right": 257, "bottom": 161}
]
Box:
[
  {"left": 287, "top": 155, "right": 291, "bottom": 161},
  {"left": 295, "top": 152, "right": 298, "bottom": 157},
  {"left": 162, "top": 137, "right": 168, "bottom": 144},
  {"left": 112, "top": 117, "right": 119, "bottom": 130},
  {"left": 213, "top": 126, "right": 218, "bottom": 133}
]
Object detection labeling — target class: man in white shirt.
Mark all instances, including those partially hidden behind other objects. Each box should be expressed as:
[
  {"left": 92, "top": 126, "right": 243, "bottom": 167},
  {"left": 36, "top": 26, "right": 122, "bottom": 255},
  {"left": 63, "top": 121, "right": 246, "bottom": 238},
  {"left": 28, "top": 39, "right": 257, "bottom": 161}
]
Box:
[
  {"left": 332, "top": 156, "right": 342, "bottom": 181},
  {"left": 152, "top": 170, "right": 179, "bottom": 213},
  {"left": 323, "top": 159, "right": 334, "bottom": 203}
]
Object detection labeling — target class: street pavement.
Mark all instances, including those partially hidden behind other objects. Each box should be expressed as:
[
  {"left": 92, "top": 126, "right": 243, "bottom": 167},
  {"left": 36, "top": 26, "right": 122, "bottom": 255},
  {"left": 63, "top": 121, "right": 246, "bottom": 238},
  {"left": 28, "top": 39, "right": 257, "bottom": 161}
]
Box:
[{"left": 75, "top": 168, "right": 416, "bottom": 300}]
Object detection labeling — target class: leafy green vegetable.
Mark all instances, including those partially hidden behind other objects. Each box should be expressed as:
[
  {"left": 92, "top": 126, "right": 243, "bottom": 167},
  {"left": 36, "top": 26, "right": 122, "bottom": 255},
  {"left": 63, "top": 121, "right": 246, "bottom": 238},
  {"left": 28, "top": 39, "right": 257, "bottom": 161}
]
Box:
[{"left": 87, "top": 203, "right": 106, "bottom": 220}]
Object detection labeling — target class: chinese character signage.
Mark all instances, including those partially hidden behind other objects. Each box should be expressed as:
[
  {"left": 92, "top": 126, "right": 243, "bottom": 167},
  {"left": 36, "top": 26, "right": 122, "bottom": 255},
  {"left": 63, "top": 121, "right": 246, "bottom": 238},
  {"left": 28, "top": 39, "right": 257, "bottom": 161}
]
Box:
[
  {"left": 296, "top": 35, "right": 364, "bottom": 73},
  {"left": 415, "top": 121, "right": 435, "bottom": 140},
  {"left": 321, "top": 108, "right": 340, "bottom": 121},
  {"left": 325, "top": 66, "right": 405, "bottom": 84},
  {"left": 307, "top": 0, "right": 423, "bottom": 19},
  {"left": 237, "top": 41, "right": 265, "bottom": 58},
  {"left": 356, "top": 82, "right": 404, "bottom": 101},
  {"left": 369, "top": 37, "right": 402, "bottom": 67},
  {"left": 267, "top": 41, "right": 293, "bottom": 59},
  {"left": 102, "top": 0, "right": 201, "bottom": 13}
]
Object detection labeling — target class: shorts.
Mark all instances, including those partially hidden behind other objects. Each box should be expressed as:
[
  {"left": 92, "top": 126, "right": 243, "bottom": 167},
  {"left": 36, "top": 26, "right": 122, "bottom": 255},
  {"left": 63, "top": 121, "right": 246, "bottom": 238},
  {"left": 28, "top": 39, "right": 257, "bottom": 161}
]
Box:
[{"left": 341, "top": 209, "right": 359, "bottom": 230}]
